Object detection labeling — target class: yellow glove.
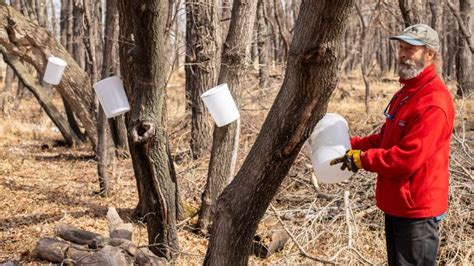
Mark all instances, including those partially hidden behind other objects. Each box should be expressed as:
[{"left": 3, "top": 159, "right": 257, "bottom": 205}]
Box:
[{"left": 330, "top": 149, "right": 363, "bottom": 173}]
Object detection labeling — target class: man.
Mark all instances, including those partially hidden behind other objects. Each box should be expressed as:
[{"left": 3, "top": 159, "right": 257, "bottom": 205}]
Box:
[{"left": 331, "top": 24, "right": 455, "bottom": 265}]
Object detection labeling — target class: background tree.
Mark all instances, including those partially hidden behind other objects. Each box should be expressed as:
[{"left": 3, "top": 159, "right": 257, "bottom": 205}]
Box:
[
  {"left": 185, "top": 0, "right": 221, "bottom": 159},
  {"left": 118, "top": 0, "right": 180, "bottom": 259},
  {"left": 204, "top": 0, "right": 354, "bottom": 264},
  {"left": 197, "top": 0, "right": 258, "bottom": 234}
]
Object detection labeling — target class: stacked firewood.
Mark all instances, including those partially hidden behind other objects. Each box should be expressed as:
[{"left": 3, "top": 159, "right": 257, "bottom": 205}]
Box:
[{"left": 35, "top": 208, "right": 165, "bottom": 265}]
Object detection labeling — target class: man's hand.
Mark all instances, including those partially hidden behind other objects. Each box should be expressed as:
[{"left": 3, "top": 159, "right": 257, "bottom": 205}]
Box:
[{"left": 330, "top": 150, "right": 363, "bottom": 173}]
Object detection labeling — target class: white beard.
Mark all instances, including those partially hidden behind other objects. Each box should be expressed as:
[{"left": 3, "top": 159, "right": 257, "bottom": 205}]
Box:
[{"left": 398, "top": 58, "right": 425, "bottom": 79}]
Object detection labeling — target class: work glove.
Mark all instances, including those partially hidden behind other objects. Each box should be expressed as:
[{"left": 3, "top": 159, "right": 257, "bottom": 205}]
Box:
[{"left": 330, "top": 149, "right": 363, "bottom": 173}]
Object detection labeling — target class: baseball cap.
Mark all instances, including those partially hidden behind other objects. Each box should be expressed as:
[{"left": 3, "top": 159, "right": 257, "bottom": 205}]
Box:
[{"left": 390, "top": 24, "right": 440, "bottom": 51}]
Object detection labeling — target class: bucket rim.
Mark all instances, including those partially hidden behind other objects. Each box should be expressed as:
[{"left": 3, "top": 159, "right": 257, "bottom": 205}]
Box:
[
  {"left": 94, "top": 75, "right": 123, "bottom": 89},
  {"left": 201, "top": 83, "right": 229, "bottom": 98},
  {"left": 104, "top": 106, "right": 130, "bottom": 118},
  {"left": 48, "top": 56, "right": 67, "bottom": 67}
]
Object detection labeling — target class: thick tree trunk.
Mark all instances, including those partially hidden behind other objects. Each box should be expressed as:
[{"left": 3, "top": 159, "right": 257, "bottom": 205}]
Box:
[
  {"left": 118, "top": 0, "right": 180, "bottom": 259},
  {"left": 1, "top": 47, "right": 81, "bottom": 145},
  {"left": 0, "top": 4, "right": 98, "bottom": 146},
  {"left": 185, "top": 0, "right": 220, "bottom": 159},
  {"left": 204, "top": 0, "right": 354, "bottom": 264},
  {"left": 257, "top": 0, "right": 270, "bottom": 88},
  {"left": 198, "top": 0, "right": 258, "bottom": 234}
]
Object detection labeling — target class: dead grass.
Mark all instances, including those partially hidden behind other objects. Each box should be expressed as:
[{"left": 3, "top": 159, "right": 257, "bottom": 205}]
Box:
[{"left": 0, "top": 68, "right": 472, "bottom": 265}]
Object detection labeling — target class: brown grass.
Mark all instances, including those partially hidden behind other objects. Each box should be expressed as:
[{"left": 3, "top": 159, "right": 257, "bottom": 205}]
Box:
[{"left": 0, "top": 67, "right": 472, "bottom": 265}]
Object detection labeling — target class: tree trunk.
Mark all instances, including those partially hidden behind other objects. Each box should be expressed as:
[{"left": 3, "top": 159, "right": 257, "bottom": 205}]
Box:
[
  {"left": 198, "top": 0, "right": 258, "bottom": 234},
  {"left": 118, "top": 0, "right": 180, "bottom": 259},
  {"left": 398, "top": 0, "right": 420, "bottom": 27},
  {"left": 0, "top": 4, "right": 98, "bottom": 146},
  {"left": 452, "top": 0, "right": 473, "bottom": 96},
  {"left": 204, "top": 0, "right": 354, "bottom": 264},
  {"left": 257, "top": 0, "right": 270, "bottom": 88},
  {"left": 273, "top": 0, "right": 290, "bottom": 60},
  {"left": 72, "top": 0, "right": 85, "bottom": 69},
  {"left": 185, "top": 0, "right": 220, "bottom": 159},
  {"left": 355, "top": 3, "right": 370, "bottom": 114},
  {"left": 60, "top": 0, "right": 85, "bottom": 142}
]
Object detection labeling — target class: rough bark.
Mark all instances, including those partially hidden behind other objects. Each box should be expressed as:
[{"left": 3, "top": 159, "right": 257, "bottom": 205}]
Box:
[
  {"left": 448, "top": 0, "right": 473, "bottom": 96},
  {"left": 102, "top": 0, "right": 128, "bottom": 155},
  {"left": 273, "top": 0, "right": 291, "bottom": 59},
  {"left": 0, "top": 4, "right": 98, "bottom": 146},
  {"left": 1, "top": 47, "right": 81, "bottom": 146},
  {"left": 198, "top": 0, "right": 258, "bottom": 234},
  {"left": 204, "top": 0, "right": 354, "bottom": 264},
  {"left": 118, "top": 0, "right": 180, "bottom": 259},
  {"left": 185, "top": 0, "right": 220, "bottom": 159},
  {"left": 398, "top": 0, "right": 421, "bottom": 27},
  {"left": 257, "top": 0, "right": 270, "bottom": 88}
]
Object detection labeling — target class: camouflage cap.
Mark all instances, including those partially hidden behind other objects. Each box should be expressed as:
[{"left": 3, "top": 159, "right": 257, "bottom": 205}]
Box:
[{"left": 390, "top": 24, "right": 440, "bottom": 51}]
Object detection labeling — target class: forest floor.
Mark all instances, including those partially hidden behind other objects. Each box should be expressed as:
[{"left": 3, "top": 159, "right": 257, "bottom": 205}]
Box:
[{"left": 0, "top": 67, "right": 472, "bottom": 265}]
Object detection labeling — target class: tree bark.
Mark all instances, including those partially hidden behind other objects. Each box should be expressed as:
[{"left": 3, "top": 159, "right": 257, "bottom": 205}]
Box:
[
  {"left": 398, "top": 0, "right": 421, "bottom": 27},
  {"left": 118, "top": 0, "right": 180, "bottom": 259},
  {"left": 102, "top": 0, "right": 128, "bottom": 155},
  {"left": 198, "top": 0, "right": 258, "bottom": 234},
  {"left": 0, "top": 4, "right": 98, "bottom": 146},
  {"left": 448, "top": 0, "right": 473, "bottom": 96},
  {"left": 257, "top": 0, "right": 270, "bottom": 88},
  {"left": 204, "top": 0, "right": 354, "bottom": 264},
  {"left": 185, "top": 0, "right": 220, "bottom": 159}
]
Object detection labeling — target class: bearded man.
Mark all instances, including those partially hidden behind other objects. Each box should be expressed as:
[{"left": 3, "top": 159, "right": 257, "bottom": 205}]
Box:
[{"left": 331, "top": 24, "right": 455, "bottom": 265}]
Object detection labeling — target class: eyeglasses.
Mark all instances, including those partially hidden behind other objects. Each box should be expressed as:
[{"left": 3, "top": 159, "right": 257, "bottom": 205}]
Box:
[{"left": 384, "top": 92, "right": 409, "bottom": 121}]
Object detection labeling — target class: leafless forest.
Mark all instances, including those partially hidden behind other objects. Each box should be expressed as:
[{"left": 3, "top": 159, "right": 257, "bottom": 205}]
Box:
[{"left": 0, "top": 0, "right": 472, "bottom": 264}]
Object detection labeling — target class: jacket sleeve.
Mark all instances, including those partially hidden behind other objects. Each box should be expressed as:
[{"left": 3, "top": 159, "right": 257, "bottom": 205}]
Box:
[
  {"left": 351, "top": 124, "right": 385, "bottom": 151},
  {"left": 361, "top": 106, "right": 451, "bottom": 178}
]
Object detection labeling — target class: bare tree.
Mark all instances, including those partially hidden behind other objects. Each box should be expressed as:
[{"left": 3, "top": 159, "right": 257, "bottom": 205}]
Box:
[
  {"left": 118, "top": 0, "right": 180, "bottom": 259},
  {"left": 398, "top": 0, "right": 422, "bottom": 27},
  {"left": 185, "top": 0, "right": 221, "bottom": 159},
  {"left": 197, "top": 0, "right": 258, "bottom": 234},
  {"left": 257, "top": 0, "right": 270, "bottom": 88},
  {"left": 204, "top": 0, "right": 354, "bottom": 264},
  {"left": 447, "top": 0, "right": 473, "bottom": 96}
]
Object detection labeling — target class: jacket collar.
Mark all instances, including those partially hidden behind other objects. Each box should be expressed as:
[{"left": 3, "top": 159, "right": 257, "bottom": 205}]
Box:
[{"left": 399, "top": 64, "right": 437, "bottom": 92}]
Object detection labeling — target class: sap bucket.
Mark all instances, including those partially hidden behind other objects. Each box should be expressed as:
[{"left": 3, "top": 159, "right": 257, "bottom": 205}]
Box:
[
  {"left": 201, "top": 83, "right": 240, "bottom": 127},
  {"left": 43, "top": 57, "right": 67, "bottom": 85},
  {"left": 307, "top": 113, "right": 353, "bottom": 184},
  {"left": 93, "top": 76, "right": 130, "bottom": 118}
]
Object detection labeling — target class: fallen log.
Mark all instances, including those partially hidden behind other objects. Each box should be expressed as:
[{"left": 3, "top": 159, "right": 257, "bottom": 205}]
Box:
[
  {"left": 55, "top": 224, "right": 104, "bottom": 248},
  {"left": 107, "top": 207, "right": 133, "bottom": 240}
]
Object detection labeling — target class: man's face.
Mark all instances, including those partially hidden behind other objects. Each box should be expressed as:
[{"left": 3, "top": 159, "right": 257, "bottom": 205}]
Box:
[{"left": 397, "top": 41, "right": 433, "bottom": 79}]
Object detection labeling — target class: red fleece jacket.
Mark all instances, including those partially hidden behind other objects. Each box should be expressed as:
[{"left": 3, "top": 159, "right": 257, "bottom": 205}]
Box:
[{"left": 351, "top": 64, "right": 454, "bottom": 218}]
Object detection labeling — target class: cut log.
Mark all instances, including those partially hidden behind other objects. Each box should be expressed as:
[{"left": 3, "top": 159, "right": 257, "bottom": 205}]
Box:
[
  {"left": 35, "top": 237, "right": 70, "bottom": 262},
  {"left": 76, "top": 245, "right": 129, "bottom": 266},
  {"left": 266, "top": 231, "right": 290, "bottom": 255},
  {"left": 55, "top": 224, "right": 104, "bottom": 247},
  {"left": 107, "top": 207, "right": 133, "bottom": 240}
]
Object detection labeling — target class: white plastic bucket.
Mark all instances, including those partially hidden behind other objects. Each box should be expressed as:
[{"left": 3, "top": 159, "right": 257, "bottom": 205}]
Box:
[
  {"left": 307, "top": 113, "right": 353, "bottom": 183},
  {"left": 310, "top": 145, "right": 353, "bottom": 184},
  {"left": 308, "top": 113, "right": 351, "bottom": 150},
  {"left": 43, "top": 56, "right": 67, "bottom": 85},
  {"left": 201, "top": 83, "right": 240, "bottom": 127},
  {"left": 93, "top": 75, "right": 130, "bottom": 118}
]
